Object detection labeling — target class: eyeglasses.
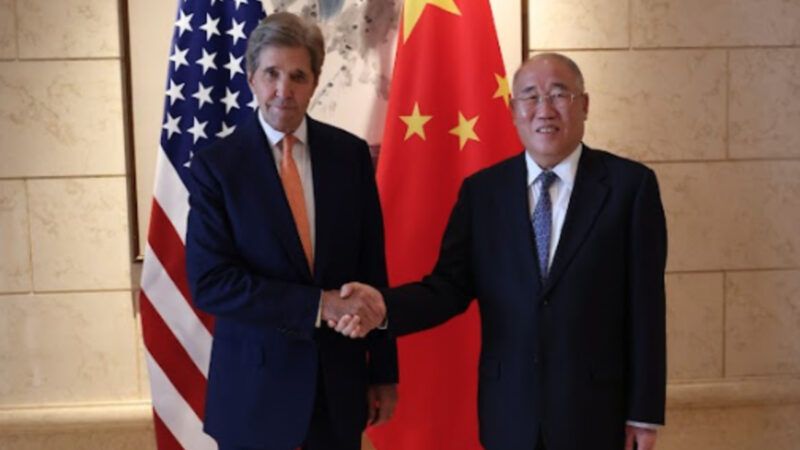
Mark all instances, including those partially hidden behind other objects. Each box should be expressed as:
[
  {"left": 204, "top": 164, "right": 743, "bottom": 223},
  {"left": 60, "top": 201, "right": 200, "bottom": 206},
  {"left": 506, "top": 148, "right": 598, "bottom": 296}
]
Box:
[{"left": 514, "top": 91, "right": 581, "bottom": 110}]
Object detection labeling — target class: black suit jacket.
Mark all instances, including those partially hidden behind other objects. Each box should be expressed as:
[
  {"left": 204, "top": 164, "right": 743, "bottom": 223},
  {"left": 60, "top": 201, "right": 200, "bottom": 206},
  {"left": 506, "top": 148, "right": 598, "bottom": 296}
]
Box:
[
  {"left": 186, "top": 114, "right": 398, "bottom": 449},
  {"left": 385, "top": 146, "right": 666, "bottom": 450}
]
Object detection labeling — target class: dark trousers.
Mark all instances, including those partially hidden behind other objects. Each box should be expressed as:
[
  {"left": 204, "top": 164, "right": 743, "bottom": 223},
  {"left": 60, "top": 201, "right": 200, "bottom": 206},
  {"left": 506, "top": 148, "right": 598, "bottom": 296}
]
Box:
[
  {"left": 218, "top": 369, "right": 359, "bottom": 450},
  {"left": 536, "top": 429, "right": 546, "bottom": 450}
]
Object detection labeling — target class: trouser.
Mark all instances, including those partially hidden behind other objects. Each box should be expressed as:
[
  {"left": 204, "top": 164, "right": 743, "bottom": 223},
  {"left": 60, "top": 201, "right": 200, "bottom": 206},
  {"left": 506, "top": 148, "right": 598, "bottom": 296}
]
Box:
[{"left": 218, "top": 368, "right": 359, "bottom": 450}]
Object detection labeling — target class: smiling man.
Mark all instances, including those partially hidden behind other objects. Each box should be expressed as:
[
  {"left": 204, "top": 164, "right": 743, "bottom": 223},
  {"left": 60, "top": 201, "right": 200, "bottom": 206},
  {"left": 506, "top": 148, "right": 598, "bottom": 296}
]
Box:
[
  {"left": 185, "top": 12, "right": 398, "bottom": 450},
  {"left": 337, "top": 53, "right": 668, "bottom": 450}
]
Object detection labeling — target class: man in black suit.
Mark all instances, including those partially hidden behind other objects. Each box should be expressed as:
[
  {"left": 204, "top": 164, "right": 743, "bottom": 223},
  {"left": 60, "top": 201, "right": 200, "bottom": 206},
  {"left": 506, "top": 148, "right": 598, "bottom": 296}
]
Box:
[
  {"left": 335, "top": 53, "right": 667, "bottom": 450},
  {"left": 186, "top": 12, "right": 397, "bottom": 450}
]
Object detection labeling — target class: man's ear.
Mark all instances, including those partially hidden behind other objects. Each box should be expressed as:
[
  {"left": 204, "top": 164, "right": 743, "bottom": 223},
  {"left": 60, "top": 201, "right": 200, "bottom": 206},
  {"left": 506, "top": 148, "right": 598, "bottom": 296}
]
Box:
[{"left": 582, "top": 93, "right": 589, "bottom": 119}]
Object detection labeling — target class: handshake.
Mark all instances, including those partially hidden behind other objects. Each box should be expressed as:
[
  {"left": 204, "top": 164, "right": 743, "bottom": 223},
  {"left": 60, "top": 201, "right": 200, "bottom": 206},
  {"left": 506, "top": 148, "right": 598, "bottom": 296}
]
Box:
[{"left": 321, "top": 282, "right": 385, "bottom": 338}]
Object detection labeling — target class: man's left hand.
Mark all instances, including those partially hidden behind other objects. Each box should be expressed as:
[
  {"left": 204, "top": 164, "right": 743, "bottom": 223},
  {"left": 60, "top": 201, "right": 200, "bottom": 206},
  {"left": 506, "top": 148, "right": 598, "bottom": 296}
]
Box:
[
  {"left": 625, "top": 425, "right": 657, "bottom": 450},
  {"left": 366, "top": 384, "right": 398, "bottom": 427}
]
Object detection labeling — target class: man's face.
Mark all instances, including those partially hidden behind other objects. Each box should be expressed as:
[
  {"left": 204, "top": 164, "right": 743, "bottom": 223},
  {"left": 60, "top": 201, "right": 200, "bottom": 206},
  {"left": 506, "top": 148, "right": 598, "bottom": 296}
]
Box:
[
  {"left": 248, "top": 45, "right": 318, "bottom": 133},
  {"left": 511, "top": 56, "right": 589, "bottom": 168}
]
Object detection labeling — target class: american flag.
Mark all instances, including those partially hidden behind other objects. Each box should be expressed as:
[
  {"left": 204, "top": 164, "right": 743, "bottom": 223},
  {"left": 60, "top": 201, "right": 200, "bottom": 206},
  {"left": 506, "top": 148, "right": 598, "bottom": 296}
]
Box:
[{"left": 139, "top": 1, "right": 265, "bottom": 448}]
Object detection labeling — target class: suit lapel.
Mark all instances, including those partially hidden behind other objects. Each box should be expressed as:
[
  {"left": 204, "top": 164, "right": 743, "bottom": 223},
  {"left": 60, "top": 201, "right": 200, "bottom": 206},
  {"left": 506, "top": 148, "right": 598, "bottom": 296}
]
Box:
[
  {"left": 542, "top": 146, "right": 609, "bottom": 297},
  {"left": 306, "top": 117, "right": 332, "bottom": 282},
  {"left": 501, "top": 154, "right": 544, "bottom": 294},
  {"left": 242, "top": 113, "right": 312, "bottom": 279}
]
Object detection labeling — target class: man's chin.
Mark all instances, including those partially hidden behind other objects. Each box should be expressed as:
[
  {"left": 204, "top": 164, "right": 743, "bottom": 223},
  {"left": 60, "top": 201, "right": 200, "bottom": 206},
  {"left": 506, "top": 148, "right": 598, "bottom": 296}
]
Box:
[{"left": 266, "top": 115, "right": 302, "bottom": 133}]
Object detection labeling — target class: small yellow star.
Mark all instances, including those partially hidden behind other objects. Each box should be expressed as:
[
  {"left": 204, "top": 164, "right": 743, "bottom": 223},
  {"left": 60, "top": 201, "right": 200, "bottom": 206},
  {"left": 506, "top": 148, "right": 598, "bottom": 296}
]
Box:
[
  {"left": 399, "top": 102, "right": 433, "bottom": 141},
  {"left": 403, "top": 0, "right": 461, "bottom": 42},
  {"left": 493, "top": 73, "right": 511, "bottom": 107},
  {"left": 449, "top": 111, "right": 480, "bottom": 150}
]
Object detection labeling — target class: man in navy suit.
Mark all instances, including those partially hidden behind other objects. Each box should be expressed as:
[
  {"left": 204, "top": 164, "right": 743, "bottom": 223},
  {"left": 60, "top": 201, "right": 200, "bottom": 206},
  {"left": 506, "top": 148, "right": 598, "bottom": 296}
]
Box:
[
  {"left": 336, "top": 53, "right": 667, "bottom": 450},
  {"left": 186, "top": 12, "right": 397, "bottom": 450}
]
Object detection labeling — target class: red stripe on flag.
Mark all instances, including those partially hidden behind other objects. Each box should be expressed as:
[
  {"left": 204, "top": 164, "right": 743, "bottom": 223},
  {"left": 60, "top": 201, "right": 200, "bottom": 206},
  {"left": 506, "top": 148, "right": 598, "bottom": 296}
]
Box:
[
  {"left": 148, "top": 199, "right": 215, "bottom": 334},
  {"left": 141, "top": 292, "right": 208, "bottom": 420},
  {"left": 153, "top": 410, "right": 184, "bottom": 450}
]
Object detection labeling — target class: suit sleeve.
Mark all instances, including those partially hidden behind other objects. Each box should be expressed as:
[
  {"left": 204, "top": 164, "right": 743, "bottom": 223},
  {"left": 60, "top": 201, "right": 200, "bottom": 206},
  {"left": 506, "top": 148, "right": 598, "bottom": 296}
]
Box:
[
  {"left": 626, "top": 168, "right": 668, "bottom": 424},
  {"left": 384, "top": 179, "right": 477, "bottom": 336},
  {"left": 355, "top": 145, "right": 399, "bottom": 385},
  {"left": 186, "top": 152, "right": 320, "bottom": 340}
]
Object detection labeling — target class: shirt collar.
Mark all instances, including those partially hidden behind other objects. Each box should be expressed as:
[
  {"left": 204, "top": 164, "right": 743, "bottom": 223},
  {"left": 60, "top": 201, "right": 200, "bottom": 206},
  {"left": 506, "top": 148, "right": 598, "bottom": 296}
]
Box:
[
  {"left": 526, "top": 143, "right": 583, "bottom": 188},
  {"left": 257, "top": 111, "right": 308, "bottom": 148}
]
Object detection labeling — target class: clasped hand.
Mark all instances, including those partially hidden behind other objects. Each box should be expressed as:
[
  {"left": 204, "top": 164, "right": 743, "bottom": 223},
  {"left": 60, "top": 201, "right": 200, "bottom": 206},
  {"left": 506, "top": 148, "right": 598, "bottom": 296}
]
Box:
[{"left": 321, "top": 282, "right": 384, "bottom": 338}]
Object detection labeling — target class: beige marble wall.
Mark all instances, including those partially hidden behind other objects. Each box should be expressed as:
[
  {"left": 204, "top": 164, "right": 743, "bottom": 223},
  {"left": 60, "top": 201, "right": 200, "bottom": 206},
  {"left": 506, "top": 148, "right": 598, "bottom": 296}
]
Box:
[
  {"left": 0, "top": 0, "right": 15, "bottom": 60},
  {"left": 0, "top": 0, "right": 147, "bottom": 447},
  {"left": 529, "top": 0, "right": 800, "bottom": 448}
]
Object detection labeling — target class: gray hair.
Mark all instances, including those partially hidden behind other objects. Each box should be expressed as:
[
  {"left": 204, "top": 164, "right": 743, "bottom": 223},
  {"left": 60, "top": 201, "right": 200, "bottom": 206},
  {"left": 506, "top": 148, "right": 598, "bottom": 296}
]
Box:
[
  {"left": 245, "top": 12, "right": 325, "bottom": 80},
  {"left": 514, "top": 52, "right": 585, "bottom": 93}
]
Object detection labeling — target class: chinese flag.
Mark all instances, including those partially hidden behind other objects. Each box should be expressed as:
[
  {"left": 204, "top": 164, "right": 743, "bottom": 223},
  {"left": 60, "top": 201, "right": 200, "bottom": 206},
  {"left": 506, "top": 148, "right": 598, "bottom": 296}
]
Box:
[{"left": 368, "top": 0, "right": 522, "bottom": 449}]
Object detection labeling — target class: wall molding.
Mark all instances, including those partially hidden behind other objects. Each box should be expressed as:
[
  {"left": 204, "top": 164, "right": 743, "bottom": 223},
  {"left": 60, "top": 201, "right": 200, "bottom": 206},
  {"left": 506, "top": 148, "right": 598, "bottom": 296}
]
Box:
[
  {"left": 667, "top": 376, "right": 800, "bottom": 409},
  {"left": 0, "top": 401, "right": 152, "bottom": 434},
  {"left": 1, "top": 377, "right": 799, "bottom": 434}
]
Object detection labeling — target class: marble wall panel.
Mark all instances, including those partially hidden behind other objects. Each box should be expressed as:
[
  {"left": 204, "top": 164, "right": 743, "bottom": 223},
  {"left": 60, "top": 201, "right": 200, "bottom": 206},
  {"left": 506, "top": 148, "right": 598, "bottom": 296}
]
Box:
[
  {"left": 730, "top": 49, "right": 800, "bottom": 159},
  {"left": 654, "top": 161, "right": 800, "bottom": 272},
  {"left": 566, "top": 50, "right": 726, "bottom": 162},
  {"left": 0, "top": 0, "right": 15, "bottom": 59},
  {"left": 0, "top": 292, "right": 139, "bottom": 405},
  {"left": 17, "top": 0, "right": 119, "bottom": 58},
  {"left": 528, "top": 0, "right": 628, "bottom": 50},
  {"left": 666, "top": 273, "right": 724, "bottom": 380},
  {"left": 726, "top": 270, "right": 800, "bottom": 377},
  {"left": 0, "top": 60, "right": 125, "bottom": 178},
  {"left": 632, "top": 0, "right": 800, "bottom": 48},
  {"left": 0, "top": 181, "right": 31, "bottom": 293},
  {"left": 27, "top": 178, "right": 130, "bottom": 291}
]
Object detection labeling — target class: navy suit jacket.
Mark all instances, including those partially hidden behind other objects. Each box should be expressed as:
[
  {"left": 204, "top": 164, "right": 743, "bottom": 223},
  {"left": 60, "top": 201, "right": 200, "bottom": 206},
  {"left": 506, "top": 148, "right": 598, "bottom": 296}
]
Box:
[
  {"left": 186, "top": 114, "right": 398, "bottom": 449},
  {"left": 385, "top": 146, "right": 667, "bottom": 450}
]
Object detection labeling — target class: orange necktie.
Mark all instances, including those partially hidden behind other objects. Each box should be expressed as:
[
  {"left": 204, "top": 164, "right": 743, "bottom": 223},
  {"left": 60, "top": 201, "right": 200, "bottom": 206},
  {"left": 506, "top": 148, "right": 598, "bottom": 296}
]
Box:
[{"left": 279, "top": 134, "right": 313, "bottom": 271}]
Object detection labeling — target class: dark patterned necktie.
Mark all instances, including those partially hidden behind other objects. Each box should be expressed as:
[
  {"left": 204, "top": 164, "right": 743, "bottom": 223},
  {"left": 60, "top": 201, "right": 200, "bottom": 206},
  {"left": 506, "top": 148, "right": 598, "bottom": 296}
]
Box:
[{"left": 532, "top": 171, "right": 558, "bottom": 280}]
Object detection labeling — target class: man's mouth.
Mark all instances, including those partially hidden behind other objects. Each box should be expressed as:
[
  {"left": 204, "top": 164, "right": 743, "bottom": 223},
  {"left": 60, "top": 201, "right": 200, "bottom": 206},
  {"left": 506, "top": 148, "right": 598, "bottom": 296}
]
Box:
[{"left": 536, "top": 126, "right": 559, "bottom": 134}]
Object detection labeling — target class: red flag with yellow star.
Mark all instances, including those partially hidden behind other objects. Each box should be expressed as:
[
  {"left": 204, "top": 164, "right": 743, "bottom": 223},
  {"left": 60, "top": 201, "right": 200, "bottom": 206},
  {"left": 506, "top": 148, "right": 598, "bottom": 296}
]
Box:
[{"left": 369, "top": 0, "right": 521, "bottom": 448}]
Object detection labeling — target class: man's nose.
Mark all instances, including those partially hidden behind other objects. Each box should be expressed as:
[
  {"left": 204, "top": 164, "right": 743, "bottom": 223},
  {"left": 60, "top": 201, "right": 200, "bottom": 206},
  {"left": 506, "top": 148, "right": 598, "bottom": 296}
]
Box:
[
  {"left": 534, "top": 99, "right": 557, "bottom": 119},
  {"left": 275, "top": 76, "right": 292, "bottom": 97}
]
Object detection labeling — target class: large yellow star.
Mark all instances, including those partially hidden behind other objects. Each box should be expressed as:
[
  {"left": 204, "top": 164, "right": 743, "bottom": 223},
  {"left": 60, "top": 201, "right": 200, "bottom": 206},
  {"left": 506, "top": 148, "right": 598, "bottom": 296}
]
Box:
[
  {"left": 404, "top": 0, "right": 461, "bottom": 42},
  {"left": 493, "top": 73, "right": 511, "bottom": 107},
  {"left": 449, "top": 111, "right": 480, "bottom": 150},
  {"left": 399, "top": 102, "right": 433, "bottom": 141}
]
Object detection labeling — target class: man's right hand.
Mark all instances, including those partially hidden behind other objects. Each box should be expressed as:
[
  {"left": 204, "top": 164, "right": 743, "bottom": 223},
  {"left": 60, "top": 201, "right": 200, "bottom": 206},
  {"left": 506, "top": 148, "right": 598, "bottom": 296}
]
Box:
[
  {"left": 321, "top": 283, "right": 385, "bottom": 337},
  {"left": 325, "top": 282, "right": 386, "bottom": 338}
]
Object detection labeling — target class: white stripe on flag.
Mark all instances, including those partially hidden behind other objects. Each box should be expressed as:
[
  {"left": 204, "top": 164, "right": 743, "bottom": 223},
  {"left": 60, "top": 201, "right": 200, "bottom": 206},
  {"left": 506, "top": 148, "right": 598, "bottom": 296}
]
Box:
[
  {"left": 146, "top": 349, "right": 218, "bottom": 450},
  {"left": 142, "top": 243, "right": 212, "bottom": 376},
  {"left": 153, "top": 146, "right": 191, "bottom": 244}
]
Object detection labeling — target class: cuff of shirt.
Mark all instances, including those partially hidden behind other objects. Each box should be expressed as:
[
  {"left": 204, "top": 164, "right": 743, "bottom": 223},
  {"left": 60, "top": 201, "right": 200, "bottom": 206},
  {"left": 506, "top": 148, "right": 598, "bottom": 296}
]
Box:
[
  {"left": 315, "top": 292, "right": 322, "bottom": 328},
  {"left": 626, "top": 420, "right": 661, "bottom": 430}
]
